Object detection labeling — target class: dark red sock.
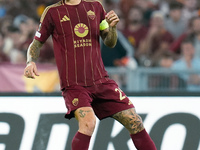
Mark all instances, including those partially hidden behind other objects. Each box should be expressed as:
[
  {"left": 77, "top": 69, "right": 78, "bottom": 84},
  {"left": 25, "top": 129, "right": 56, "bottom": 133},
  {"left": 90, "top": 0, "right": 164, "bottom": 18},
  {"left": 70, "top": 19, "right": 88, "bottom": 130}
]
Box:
[
  {"left": 130, "top": 129, "right": 157, "bottom": 150},
  {"left": 71, "top": 132, "right": 91, "bottom": 150}
]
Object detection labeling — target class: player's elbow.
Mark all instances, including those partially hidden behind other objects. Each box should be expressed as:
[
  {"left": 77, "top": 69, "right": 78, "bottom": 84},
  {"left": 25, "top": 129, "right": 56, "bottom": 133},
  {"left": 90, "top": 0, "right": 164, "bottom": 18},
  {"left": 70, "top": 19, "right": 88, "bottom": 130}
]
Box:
[
  {"left": 108, "top": 43, "right": 117, "bottom": 48},
  {"left": 104, "top": 41, "right": 117, "bottom": 48}
]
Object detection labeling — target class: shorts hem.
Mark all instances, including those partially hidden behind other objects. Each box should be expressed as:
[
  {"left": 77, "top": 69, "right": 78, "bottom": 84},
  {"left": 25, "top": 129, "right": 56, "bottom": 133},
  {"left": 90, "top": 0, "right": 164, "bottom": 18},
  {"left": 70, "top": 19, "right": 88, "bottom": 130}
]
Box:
[
  {"left": 65, "top": 111, "right": 75, "bottom": 120},
  {"left": 97, "top": 105, "right": 134, "bottom": 120},
  {"left": 64, "top": 105, "right": 92, "bottom": 120}
]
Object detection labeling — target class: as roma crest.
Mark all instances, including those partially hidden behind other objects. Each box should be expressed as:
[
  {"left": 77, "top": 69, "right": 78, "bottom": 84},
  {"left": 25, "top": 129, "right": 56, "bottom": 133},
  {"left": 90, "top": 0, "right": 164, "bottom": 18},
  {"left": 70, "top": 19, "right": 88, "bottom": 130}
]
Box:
[
  {"left": 87, "top": 10, "right": 95, "bottom": 20},
  {"left": 72, "top": 98, "right": 79, "bottom": 106}
]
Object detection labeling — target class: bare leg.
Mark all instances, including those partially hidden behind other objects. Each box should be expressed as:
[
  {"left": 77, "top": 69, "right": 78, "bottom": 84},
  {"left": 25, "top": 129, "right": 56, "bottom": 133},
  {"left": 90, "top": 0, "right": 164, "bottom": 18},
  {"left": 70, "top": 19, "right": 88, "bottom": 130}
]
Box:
[
  {"left": 74, "top": 107, "right": 96, "bottom": 136},
  {"left": 112, "top": 108, "right": 144, "bottom": 134},
  {"left": 112, "top": 108, "right": 157, "bottom": 150},
  {"left": 71, "top": 107, "right": 96, "bottom": 150}
]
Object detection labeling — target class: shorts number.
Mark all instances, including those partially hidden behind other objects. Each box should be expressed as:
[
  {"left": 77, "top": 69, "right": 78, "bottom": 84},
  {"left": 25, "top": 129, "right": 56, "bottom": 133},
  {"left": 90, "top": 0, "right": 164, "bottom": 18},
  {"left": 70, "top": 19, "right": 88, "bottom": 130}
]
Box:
[{"left": 115, "top": 88, "right": 126, "bottom": 100}]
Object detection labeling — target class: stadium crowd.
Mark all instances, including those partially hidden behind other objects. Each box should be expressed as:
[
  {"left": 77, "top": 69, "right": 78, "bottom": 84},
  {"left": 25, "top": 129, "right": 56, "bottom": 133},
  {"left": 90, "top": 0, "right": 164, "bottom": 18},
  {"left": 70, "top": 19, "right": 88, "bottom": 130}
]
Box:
[
  {"left": 0, "top": 0, "right": 200, "bottom": 67},
  {"left": 0, "top": 0, "right": 200, "bottom": 65},
  {"left": 1, "top": 0, "right": 200, "bottom": 90}
]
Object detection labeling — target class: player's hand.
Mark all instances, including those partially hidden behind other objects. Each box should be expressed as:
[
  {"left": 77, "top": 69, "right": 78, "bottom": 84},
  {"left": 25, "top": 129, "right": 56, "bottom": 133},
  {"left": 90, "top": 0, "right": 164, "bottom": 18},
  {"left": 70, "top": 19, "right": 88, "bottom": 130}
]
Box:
[
  {"left": 24, "top": 62, "right": 39, "bottom": 79},
  {"left": 105, "top": 10, "right": 119, "bottom": 28}
]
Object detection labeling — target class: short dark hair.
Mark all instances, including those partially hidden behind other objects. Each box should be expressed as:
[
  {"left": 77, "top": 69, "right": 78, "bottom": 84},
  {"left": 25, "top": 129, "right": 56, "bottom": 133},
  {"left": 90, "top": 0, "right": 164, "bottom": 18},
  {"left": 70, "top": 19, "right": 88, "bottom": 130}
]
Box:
[
  {"left": 7, "top": 26, "right": 20, "bottom": 33},
  {"left": 181, "top": 37, "right": 193, "bottom": 45},
  {"left": 169, "top": 1, "right": 183, "bottom": 10}
]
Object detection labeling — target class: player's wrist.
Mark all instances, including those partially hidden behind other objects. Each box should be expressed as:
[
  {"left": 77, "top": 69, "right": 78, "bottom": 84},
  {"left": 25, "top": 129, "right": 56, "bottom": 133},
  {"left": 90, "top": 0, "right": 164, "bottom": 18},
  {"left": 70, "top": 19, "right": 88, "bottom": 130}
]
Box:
[
  {"left": 109, "top": 26, "right": 117, "bottom": 32},
  {"left": 109, "top": 25, "right": 117, "bottom": 29},
  {"left": 26, "top": 61, "right": 35, "bottom": 65}
]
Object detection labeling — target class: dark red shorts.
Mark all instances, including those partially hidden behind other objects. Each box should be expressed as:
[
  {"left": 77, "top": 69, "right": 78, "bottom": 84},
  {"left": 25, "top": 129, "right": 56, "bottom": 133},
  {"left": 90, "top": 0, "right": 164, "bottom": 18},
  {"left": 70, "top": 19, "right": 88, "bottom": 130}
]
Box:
[{"left": 62, "top": 79, "right": 134, "bottom": 120}]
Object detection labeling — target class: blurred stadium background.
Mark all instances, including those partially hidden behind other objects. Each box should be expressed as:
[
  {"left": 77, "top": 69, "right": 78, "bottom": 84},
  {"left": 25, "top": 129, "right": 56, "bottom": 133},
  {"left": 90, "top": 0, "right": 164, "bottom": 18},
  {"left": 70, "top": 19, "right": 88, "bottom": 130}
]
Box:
[{"left": 0, "top": 0, "right": 200, "bottom": 150}]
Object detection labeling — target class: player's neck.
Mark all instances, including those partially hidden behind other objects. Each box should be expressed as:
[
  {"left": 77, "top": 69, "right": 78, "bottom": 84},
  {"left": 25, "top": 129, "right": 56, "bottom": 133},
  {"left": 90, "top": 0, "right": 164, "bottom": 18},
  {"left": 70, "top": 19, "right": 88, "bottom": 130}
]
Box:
[{"left": 65, "top": 0, "right": 81, "bottom": 5}]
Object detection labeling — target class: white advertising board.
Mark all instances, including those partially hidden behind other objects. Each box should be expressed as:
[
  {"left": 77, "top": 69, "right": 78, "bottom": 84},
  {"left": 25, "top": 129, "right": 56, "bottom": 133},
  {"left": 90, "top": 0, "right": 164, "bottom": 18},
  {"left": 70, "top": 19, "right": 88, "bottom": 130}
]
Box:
[{"left": 0, "top": 96, "right": 199, "bottom": 150}]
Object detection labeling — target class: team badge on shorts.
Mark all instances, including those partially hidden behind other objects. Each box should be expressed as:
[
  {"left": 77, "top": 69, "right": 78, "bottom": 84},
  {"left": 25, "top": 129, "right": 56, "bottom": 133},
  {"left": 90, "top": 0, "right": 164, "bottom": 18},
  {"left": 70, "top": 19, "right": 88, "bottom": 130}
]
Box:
[
  {"left": 72, "top": 98, "right": 79, "bottom": 106},
  {"left": 87, "top": 10, "right": 95, "bottom": 20}
]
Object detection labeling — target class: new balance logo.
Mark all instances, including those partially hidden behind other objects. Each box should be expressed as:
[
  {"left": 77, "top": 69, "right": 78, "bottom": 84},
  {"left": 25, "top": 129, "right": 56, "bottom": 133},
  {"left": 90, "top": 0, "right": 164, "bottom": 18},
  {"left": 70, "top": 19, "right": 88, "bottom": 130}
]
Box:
[{"left": 60, "top": 15, "right": 70, "bottom": 22}]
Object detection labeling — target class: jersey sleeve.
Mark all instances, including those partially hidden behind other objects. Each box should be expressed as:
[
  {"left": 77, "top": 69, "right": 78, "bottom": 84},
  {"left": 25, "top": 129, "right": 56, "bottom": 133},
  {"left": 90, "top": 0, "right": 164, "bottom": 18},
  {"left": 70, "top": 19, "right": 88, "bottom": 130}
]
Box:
[
  {"left": 98, "top": 1, "right": 107, "bottom": 22},
  {"left": 34, "top": 7, "right": 54, "bottom": 43},
  {"left": 98, "top": 1, "right": 109, "bottom": 30}
]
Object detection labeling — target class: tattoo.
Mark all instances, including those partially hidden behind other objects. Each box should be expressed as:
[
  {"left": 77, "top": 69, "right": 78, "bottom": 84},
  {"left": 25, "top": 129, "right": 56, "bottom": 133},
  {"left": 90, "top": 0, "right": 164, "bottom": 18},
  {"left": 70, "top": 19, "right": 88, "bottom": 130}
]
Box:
[
  {"left": 27, "top": 39, "right": 43, "bottom": 63},
  {"left": 101, "top": 26, "right": 118, "bottom": 48},
  {"left": 79, "top": 109, "right": 92, "bottom": 118},
  {"left": 112, "top": 108, "right": 144, "bottom": 134}
]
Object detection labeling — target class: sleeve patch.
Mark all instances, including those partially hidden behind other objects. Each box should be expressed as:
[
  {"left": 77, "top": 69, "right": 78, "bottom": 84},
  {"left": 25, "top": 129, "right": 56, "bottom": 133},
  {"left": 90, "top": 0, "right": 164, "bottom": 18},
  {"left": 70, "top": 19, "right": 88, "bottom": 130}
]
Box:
[{"left": 35, "top": 31, "right": 41, "bottom": 38}]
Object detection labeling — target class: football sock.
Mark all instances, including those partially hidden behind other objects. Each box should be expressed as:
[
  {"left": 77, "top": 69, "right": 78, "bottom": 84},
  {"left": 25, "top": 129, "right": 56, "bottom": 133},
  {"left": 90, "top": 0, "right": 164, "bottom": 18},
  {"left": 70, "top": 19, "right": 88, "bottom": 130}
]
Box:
[
  {"left": 71, "top": 132, "right": 91, "bottom": 150},
  {"left": 130, "top": 129, "right": 157, "bottom": 150}
]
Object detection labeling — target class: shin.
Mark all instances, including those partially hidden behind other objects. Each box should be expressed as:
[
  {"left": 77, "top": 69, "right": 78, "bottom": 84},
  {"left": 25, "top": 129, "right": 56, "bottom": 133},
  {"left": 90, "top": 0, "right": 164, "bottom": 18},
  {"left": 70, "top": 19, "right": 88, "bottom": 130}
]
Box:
[
  {"left": 71, "top": 107, "right": 96, "bottom": 150},
  {"left": 112, "top": 108, "right": 156, "bottom": 150}
]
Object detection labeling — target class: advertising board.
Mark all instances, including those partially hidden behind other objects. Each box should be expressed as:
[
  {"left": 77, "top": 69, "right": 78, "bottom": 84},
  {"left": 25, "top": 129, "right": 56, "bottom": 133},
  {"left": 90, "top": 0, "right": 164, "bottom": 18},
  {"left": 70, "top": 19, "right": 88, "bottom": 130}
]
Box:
[{"left": 0, "top": 97, "right": 199, "bottom": 150}]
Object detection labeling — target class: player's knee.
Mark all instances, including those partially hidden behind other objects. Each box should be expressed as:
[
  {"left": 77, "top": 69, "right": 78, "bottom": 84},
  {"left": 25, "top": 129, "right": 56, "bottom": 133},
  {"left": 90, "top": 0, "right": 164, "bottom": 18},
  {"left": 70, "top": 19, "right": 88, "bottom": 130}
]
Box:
[
  {"left": 85, "top": 118, "right": 96, "bottom": 132},
  {"left": 113, "top": 108, "right": 144, "bottom": 134},
  {"left": 79, "top": 117, "right": 96, "bottom": 135},
  {"left": 75, "top": 107, "right": 96, "bottom": 135},
  {"left": 128, "top": 114, "right": 144, "bottom": 134}
]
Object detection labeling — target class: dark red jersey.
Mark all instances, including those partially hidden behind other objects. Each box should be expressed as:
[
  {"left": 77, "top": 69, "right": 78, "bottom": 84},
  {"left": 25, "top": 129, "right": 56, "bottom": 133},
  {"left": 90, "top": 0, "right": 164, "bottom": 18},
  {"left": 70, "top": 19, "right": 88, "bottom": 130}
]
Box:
[{"left": 35, "top": 0, "right": 109, "bottom": 89}]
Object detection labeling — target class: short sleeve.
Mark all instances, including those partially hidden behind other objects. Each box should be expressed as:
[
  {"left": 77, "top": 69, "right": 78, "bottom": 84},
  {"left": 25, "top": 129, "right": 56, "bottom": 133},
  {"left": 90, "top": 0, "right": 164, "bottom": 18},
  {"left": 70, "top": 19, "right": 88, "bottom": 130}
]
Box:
[
  {"left": 98, "top": 1, "right": 106, "bottom": 22},
  {"left": 98, "top": 1, "right": 108, "bottom": 30},
  {"left": 34, "top": 7, "right": 54, "bottom": 43}
]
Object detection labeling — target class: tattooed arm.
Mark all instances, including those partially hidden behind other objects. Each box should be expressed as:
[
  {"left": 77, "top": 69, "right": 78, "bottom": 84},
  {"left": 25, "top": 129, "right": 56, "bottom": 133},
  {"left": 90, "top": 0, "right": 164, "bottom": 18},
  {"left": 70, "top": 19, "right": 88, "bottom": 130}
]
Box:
[
  {"left": 27, "top": 39, "right": 43, "bottom": 64},
  {"left": 24, "top": 39, "right": 44, "bottom": 79},
  {"left": 101, "top": 10, "right": 119, "bottom": 48}
]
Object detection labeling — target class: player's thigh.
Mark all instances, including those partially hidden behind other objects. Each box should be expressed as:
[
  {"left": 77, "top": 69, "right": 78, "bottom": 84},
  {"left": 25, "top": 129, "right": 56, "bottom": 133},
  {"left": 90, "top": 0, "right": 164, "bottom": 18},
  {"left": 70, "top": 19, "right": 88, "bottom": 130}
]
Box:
[
  {"left": 92, "top": 79, "right": 134, "bottom": 120},
  {"left": 74, "top": 107, "right": 96, "bottom": 134},
  {"left": 112, "top": 108, "right": 144, "bottom": 134}
]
